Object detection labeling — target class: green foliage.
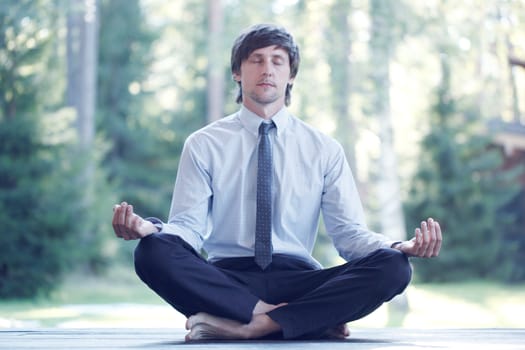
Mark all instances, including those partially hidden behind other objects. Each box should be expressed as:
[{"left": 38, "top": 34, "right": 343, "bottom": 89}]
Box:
[
  {"left": 405, "top": 57, "right": 523, "bottom": 282},
  {"left": 1, "top": 0, "right": 524, "bottom": 299},
  {"left": 97, "top": 0, "right": 178, "bottom": 220},
  {"left": 0, "top": 0, "right": 86, "bottom": 298}
]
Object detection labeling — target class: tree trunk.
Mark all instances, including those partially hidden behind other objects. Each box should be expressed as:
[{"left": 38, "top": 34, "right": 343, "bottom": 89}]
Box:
[
  {"left": 206, "top": 0, "right": 224, "bottom": 123},
  {"left": 66, "top": 0, "right": 98, "bottom": 254},
  {"left": 369, "top": 0, "right": 406, "bottom": 243},
  {"left": 329, "top": 0, "right": 357, "bottom": 176},
  {"left": 67, "top": 0, "right": 98, "bottom": 149},
  {"left": 369, "top": 0, "right": 408, "bottom": 315},
  {"left": 66, "top": 0, "right": 81, "bottom": 114},
  {"left": 506, "top": 41, "right": 522, "bottom": 123}
]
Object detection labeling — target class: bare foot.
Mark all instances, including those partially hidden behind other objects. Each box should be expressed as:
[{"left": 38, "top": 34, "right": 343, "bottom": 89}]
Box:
[
  {"left": 185, "top": 313, "right": 245, "bottom": 341},
  {"left": 252, "top": 301, "right": 288, "bottom": 315},
  {"left": 323, "top": 324, "right": 350, "bottom": 339},
  {"left": 185, "top": 312, "right": 281, "bottom": 341}
]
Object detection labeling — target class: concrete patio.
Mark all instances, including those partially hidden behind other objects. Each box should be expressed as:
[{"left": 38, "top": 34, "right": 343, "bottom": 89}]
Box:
[{"left": 2, "top": 328, "right": 524, "bottom": 349}]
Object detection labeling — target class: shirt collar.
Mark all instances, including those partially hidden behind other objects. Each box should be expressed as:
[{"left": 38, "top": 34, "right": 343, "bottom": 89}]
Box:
[{"left": 239, "top": 105, "right": 290, "bottom": 137}]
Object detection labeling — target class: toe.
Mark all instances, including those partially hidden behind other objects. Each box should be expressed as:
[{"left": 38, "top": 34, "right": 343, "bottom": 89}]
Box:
[{"left": 185, "top": 316, "right": 194, "bottom": 330}]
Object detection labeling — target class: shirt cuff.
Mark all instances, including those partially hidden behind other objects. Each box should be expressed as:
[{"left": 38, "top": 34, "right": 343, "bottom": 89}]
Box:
[
  {"left": 390, "top": 241, "right": 403, "bottom": 249},
  {"left": 144, "top": 217, "right": 163, "bottom": 232}
]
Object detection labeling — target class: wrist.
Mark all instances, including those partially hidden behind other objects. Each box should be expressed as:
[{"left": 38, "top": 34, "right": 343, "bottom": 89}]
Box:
[
  {"left": 145, "top": 217, "right": 163, "bottom": 233},
  {"left": 391, "top": 241, "right": 403, "bottom": 250}
]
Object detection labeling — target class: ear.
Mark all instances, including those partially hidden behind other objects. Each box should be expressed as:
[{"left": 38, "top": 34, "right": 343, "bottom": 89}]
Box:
[
  {"left": 233, "top": 72, "right": 241, "bottom": 82},
  {"left": 288, "top": 76, "right": 295, "bottom": 85}
]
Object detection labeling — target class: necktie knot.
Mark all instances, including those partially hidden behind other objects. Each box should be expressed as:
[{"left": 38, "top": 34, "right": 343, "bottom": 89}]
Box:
[{"left": 259, "top": 121, "right": 275, "bottom": 136}]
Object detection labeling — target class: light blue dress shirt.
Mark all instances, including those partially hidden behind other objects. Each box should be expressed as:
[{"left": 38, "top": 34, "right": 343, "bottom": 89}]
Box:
[{"left": 160, "top": 106, "right": 394, "bottom": 268}]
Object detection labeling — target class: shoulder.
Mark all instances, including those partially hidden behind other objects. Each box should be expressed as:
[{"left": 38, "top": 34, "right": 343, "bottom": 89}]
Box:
[
  {"left": 287, "top": 115, "right": 344, "bottom": 152},
  {"left": 185, "top": 112, "right": 241, "bottom": 148}
]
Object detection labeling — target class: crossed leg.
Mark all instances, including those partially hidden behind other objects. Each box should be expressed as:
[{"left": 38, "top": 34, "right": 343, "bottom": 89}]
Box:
[
  {"left": 185, "top": 301, "right": 285, "bottom": 341},
  {"left": 184, "top": 249, "right": 410, "bottom": 341},
  {"left": 135, "top": 235, "right": 409, "bottom": 341},
  {"left": 185, "top": 301, "right": 350, "bottom": 341}
]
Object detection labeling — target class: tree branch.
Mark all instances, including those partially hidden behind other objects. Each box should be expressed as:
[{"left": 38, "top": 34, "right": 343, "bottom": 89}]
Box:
[{"left": 509, "top": 56, "right": 525, "bottom": 69}]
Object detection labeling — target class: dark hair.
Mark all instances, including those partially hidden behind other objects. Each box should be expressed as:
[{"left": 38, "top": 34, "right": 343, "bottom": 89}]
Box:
[{"left": 230, "top": 24, "right": 300, "bottom": 106}]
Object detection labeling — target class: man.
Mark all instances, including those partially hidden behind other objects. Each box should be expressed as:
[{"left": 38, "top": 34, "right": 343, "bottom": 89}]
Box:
[{"left": 112, "top": 24, "right": 442, "bottom": 341}]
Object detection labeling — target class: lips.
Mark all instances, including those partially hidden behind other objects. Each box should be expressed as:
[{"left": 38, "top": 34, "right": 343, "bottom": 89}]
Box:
[{"left": 257, "top": 81, "right": 276, "bottom": 87}]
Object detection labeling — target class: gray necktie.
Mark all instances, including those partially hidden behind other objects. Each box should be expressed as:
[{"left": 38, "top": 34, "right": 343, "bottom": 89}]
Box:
[{"left": 255, "top": 122, "right": 275, "bottom": 269}]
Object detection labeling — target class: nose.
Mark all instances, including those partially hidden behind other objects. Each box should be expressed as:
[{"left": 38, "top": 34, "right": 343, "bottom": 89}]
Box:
[{"left": 261, "top": 59, "right": 274, "bottom": 76}]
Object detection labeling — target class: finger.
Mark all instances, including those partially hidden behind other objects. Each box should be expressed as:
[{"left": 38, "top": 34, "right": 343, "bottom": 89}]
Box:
[
  {"left": 126, "top": 206, "right": 145, "bottom": 240},
  {"left": 125, "top": 204, "right": 134, "bottom": 229},
  {"left": 120, "top": 204, "right": 134, "bottom": 240},
  {"left": 112, "top": 204, "right": 120, "bottom": 229},
  {"left": 127, "top": 214, "right": 139, "bottom": 239},
  {"left": 418, "top": 220, "right": 430, "bottom": 257},
  {"left": 130, "top": 214, "right": 146, "bottom": 239},
  {"left": 413, "top": 227, "right": 423, "bottom": 256},
  {"left": 118, "top": 202, "right": 128, "bottom": 223},
  {"left": 117, "top": 202, "right": 131, "bottom": 238},
  {"left": 112, "top": 204, "right": 125, "bottom": 237},
  {"left": 432, "top": 220, "right": 443, "bottom": 257},
  {"left": 425, "top": 218, "right": 437, "bottom": 258},
  {"left": 117, "top": 202, "right": 133, "bottom": 240}
]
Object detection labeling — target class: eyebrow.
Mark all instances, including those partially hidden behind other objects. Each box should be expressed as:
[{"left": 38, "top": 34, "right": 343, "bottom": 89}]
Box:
[{"left": 248, "top": 52, "right": 287, "bottom": 60}]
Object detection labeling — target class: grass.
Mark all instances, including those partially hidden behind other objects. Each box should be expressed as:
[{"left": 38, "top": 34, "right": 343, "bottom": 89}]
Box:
[
  {"left": 1, "top": 266, "right": 524, "bottom": 329},
  {"left": 355, "top": 281, "right": 525, "bottom": 329},
  {"left": 0, "top": 266, "right": 175, "bottom": 328}
]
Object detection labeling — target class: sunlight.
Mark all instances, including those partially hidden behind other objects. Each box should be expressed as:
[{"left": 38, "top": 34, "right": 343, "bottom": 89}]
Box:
[{"left": 272, "top": 0, "right": 299, "bottom": 14}]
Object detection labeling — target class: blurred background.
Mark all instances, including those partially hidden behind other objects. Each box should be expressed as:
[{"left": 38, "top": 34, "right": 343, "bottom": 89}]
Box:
[{"left": 0, "top": 0, "right": 524, "bottom": 329}]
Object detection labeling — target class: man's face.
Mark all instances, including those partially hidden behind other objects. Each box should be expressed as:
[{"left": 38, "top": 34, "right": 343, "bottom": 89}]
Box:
[{"left": 233, "top": 45, "right": 294, "bottom": 110}]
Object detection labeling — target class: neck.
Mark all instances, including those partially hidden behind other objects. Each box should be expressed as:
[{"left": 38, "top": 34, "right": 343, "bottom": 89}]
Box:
[{"left": 243, "top": 101, "right": 284, "bottom": 120}]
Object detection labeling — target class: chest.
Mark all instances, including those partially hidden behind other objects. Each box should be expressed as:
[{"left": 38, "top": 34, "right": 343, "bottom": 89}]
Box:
[{"left": 208, "top": 134, "right": 325, "bottom": 200}]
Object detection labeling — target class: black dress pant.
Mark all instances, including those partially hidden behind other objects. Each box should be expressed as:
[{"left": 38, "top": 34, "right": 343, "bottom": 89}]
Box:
[{"left": 134, "top": 233, "right": 412, "bottom": 339}]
